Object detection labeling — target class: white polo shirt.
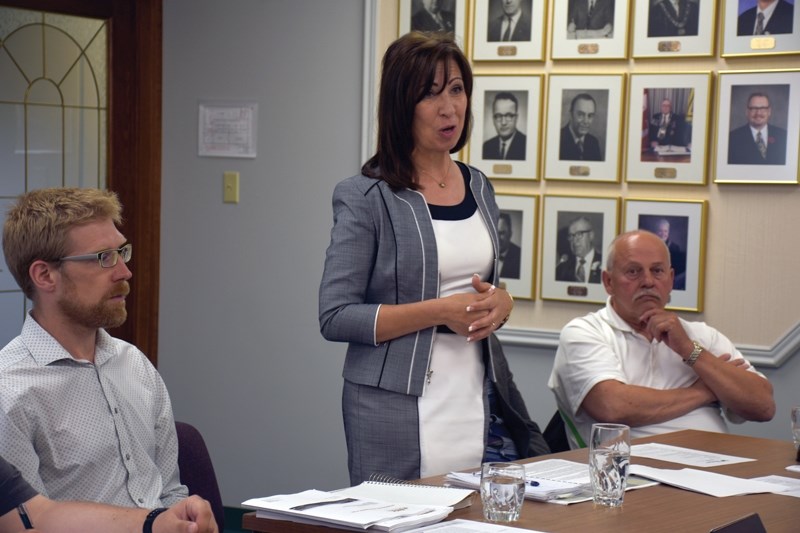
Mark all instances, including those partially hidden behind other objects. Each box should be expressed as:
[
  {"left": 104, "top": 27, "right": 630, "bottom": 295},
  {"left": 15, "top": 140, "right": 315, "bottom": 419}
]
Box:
[{"left": 548, "top": 299, "right": 762, "bottom": 449}]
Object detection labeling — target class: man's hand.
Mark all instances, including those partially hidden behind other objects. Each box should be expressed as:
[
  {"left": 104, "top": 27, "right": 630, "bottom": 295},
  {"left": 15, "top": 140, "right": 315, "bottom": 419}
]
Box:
[{"left": 154, "top": 496, "right": 218, "bottom": 533}]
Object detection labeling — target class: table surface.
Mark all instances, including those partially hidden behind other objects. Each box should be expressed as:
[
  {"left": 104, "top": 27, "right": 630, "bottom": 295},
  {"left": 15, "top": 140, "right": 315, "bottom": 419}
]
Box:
[{"left": 242, "top": 430, "right": 800, "bottom": 533}]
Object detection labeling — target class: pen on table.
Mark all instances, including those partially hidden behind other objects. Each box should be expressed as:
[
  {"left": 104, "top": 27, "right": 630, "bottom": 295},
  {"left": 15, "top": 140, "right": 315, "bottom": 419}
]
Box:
[
  {"left": 528, "top": 480, "right": 540, "bottom": 487},
  {"left": 17, "top": 503, "right": 34, "bottom": 529}
]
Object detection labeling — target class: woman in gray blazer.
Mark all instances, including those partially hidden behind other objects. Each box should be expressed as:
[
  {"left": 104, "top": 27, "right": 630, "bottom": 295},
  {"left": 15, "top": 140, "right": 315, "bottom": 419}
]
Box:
[{"left": 319, "top": 32, "right": 549, "bottom": 485}]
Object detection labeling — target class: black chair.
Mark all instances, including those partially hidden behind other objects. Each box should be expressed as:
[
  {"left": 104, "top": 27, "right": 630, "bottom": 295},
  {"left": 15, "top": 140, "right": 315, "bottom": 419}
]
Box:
[
  {"left": 175, "top": 421, "right": 225, "bottom": 531},
  {"left": 543, "top": 411, "right": 571, "bottom": 453}
]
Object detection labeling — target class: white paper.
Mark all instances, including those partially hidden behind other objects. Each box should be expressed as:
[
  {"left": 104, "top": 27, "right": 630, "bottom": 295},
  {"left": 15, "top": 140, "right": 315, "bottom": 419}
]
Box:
[
  {"left": 631, "top": 443, "right": 755, "bottom": 467},
  {"left": 630, "top": 465, "right": 787, "bottom": 497},
  {"left": 751, "top": 475, "right": 800, "bottom": 498},
  {"left": 243, "top": 489, "right": 451, "bottom": 531},
  {"left": 405, "top": 518, "right": 546, "bottom": 532}
]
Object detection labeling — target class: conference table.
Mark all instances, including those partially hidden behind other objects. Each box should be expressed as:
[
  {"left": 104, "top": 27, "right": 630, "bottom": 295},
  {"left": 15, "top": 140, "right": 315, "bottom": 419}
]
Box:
[{"left": 241, "top": 430, "right": 800, "bottom": 533}]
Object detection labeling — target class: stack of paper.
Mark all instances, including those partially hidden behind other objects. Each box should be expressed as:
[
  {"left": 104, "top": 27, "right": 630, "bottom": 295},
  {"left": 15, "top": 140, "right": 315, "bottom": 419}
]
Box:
[
  {"left": 445, "top": 459, "right": 590, "bottom": 501},
  {"left": 242, "top": 489, "right": 453, "bottom": 532}
]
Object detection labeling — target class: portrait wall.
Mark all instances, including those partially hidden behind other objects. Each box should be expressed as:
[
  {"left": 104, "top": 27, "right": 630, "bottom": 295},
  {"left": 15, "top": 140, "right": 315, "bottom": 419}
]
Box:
[
  {"left": 714, "top": 69, "right": 800, "bottom": 184},
  {"left": 472, "top": 0, "right": 547, "bottom": 61},
  {"left": 544, "top": 74, "right": 624, "bottom": 182},
  {"left": 632, "top": 0, "right": 717, "bottom": 58},
  {"left": 722, "top": 0, "right": 800, "bottom": 57},
  {"left": 623, "top": 198, "right": 707, "bottom": 311},
  {"left": 540, "top": 195, "right": 619, "bottom": 304},
  {"left": 626, "top": 72, "right": 712, "bottom": 185},
  {"left": 469, "top": 75, "right": 542, "bottom": 179}
]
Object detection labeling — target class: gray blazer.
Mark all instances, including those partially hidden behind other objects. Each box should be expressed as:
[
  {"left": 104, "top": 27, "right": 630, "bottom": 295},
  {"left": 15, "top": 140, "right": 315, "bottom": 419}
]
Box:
[
  {"left": 319, "top": 165, "right": 550, "bottom": 482},
  {"left": 318, "top": 164, "right": 500, "bottom": 397}
]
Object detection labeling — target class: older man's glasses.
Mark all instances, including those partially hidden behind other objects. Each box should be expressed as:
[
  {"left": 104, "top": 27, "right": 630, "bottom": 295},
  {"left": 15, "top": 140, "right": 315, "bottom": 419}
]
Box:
[{"left": 59, "top": 243, "right": 132, "bottom": 268}]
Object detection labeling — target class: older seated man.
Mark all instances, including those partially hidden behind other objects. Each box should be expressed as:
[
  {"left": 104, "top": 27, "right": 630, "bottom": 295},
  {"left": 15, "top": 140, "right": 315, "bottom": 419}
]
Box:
[{"left": 548, "top": 230, "right": 775, "bottom": 448}]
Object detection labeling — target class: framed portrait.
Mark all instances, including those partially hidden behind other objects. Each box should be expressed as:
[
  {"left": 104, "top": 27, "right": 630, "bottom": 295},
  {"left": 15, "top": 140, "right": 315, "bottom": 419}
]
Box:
[
  {"left": 626, "top": 72, "right": 712, "bottom": 185},
  {"left": 623, "top": 198, "right": 707, "bottom": 312},
  {"left": 495, "top": 193, "right": 539, "bottom": 299},
  {"left": 722, "top": 0, "right": 800, "bottom": 57},
  {"left": 550, "top": 0, "right": 630, "bottom": 60},
  {"left": 469, "top": 75, "right": 542, "bottom": 179},
  {"left": 472, "top": 0, "right": 547, "bottom": 61},
  {"left": 713, "top": 69, "right": 800, "bottom": 184},
  {"left": 631, "top": 0, "right": 717, "bottom": 58},
  {"left": 540, "top": 195, "right": 619, "bottom": 304},
  {"left": 399, "top": 0, "right": 467, "bottom": 45},
  {"left": 543, "top": 74, "right": 625, "bottom": 182}
]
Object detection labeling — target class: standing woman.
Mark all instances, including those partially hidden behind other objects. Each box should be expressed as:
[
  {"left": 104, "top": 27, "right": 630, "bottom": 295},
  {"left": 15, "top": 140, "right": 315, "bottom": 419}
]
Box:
[{"left": 319, "top": 32, "right": 549, "bottom": 485}]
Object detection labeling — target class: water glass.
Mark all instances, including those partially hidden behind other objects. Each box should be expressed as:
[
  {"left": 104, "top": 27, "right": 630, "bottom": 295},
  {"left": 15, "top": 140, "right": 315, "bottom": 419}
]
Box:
[
  {"left": 589, "top": 423, "right": 630, "bottom": 507},
  {"left": 791, "top": 406, "right": 800, "bottom": 449},
  {"left": 480, "top": 462, "right": 525, "bottom": 522}
]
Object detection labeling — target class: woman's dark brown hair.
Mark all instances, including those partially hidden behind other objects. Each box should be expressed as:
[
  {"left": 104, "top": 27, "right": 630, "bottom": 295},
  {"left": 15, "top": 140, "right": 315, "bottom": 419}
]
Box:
[{"left": 361, "top": 31, "right": 473, "bottom": 191}]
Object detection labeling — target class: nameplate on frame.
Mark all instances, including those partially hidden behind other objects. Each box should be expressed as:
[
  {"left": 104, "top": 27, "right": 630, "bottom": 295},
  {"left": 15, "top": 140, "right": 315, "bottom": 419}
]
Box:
[
  {"left": 569, "top": 165, "right": 590, "bottom": 176},
  {"left": 492, "top": 164, "right": 513, "bottom": 175},
  {"left": 497, "top": 46, "right": 518, "bottom": 56},
  {"left": 658, "top": 41, "right": 681, "bottom": 52},
  {"left": 567, "top": 286, "right": 588, "bottom": 297},
  {"left": 750, "top": 37, "right": 776, "bottom": 50},
  {"left": 578, "top": 44, "right": 599, "bottom": 54},
  {"left": 654, "top": 168, "right": 678, "bottom": 179}
]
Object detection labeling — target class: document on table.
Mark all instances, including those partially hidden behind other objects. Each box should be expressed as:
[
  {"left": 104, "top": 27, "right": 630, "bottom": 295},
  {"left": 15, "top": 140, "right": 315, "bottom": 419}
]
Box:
[
  {"left": 405, "top": 519, "right": 546, "bottom": 532},
  {"left": 631, "top": 443, "right": 755, "bottom": 467},
  {"left": 630, "top": 465, "right": 790, "bottom": 497},
  {"left": 751, "top": 475, "right": 800, "bottom": 498},
  {"left": 242, "top": 489, "right": 452, "bottom": 532}
]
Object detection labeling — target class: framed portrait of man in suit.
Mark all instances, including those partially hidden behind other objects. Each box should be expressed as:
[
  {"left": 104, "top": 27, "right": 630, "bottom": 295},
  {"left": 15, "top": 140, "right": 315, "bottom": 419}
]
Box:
[
  {"left": 632, "top": 0, "right": 717, "bottom": 58},
  {"left": 472, "top": 0, "right": 546, "bottom": 61},
  {"left": 399, "top": 0, "right": 467, "bottom": 45},
  {"left": 626, "top": 72, "right": 712, "bottom": 185},
  {"left": 469, "top": 75, "right": 542, "bottom": 179},
  {"left": 544, "top": 74, "right": 624, "bottom": 182},
  {"left": 550, "top": 0, "right": 629, "bottom": 59},
  {"left": 714, "top": 70, "right": 800, "bottom": 184},
  {"left": 540, "top": 195, "right": 619, "bottom": 304},
  {"left": 722, "top": 0, "right": 800, "bottom": 57},
  {"left": 495, "top": 193, "right": 538, "bottom": 299},
  {"left": 624, "top": 198, "right": 707, "bottom": 312}
]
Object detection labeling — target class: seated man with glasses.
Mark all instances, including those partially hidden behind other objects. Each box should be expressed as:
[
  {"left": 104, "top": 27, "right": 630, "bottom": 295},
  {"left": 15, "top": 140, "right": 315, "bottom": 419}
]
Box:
[
  {"left": 548, "top": 230, "right": 775, "bottom": 449},
  {"left": 482, "top": 91, "right": 527, "bottom": 161},
  {"left": 0, "top": 188, "right": 189, "bottom": 509}
]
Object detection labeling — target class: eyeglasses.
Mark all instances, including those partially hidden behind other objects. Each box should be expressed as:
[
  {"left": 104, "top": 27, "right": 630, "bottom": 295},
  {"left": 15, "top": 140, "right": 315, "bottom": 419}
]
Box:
[
  {"left": 747, "top": 106, "right": 770, "bottom": 112},
  {"left": 59, "top": 243, "right": 132, "bottom": 268},
  {"left": 567, "top": 229, "right": 592, "bottom": 240},
  {"left": 493, "top": 113, "right": 518, "bottom": 122}
]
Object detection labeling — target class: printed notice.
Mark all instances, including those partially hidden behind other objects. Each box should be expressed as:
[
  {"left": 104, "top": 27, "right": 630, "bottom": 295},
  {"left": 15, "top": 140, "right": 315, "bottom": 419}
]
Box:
[
  {"left": 631, "top": 443, "right": 755, "bottom": 467},
  {"left": 199, "top": 102, "right": 258, "bottom": 158}
]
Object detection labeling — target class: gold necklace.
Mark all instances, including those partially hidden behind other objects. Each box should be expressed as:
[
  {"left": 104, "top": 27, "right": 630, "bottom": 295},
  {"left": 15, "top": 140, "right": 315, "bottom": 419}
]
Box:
[{"left": 418, "top": 161, "right": 452, "bottom": 189}]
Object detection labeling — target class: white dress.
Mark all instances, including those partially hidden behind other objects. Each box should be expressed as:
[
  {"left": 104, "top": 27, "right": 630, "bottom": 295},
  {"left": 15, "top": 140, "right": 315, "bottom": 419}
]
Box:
[{"left": 418, "top": 196, "right": 494, "bottom": 478}]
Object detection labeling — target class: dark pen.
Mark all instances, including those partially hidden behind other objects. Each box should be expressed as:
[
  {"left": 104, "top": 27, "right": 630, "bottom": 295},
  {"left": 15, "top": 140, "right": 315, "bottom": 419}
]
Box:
[
  {"left": 17, "top": 503, "right": 34, "bottom": 529},
  {"left": 528, "top": 481, "right": 540, "bottom": 487}
]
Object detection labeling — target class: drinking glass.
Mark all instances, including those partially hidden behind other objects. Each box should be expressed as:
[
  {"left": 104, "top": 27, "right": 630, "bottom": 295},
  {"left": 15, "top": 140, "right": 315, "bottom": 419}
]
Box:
[
  {"left": 589, "top": 423, "right": 630, "bottom": 507},
  {"left": 791, "top": 406, "right": 800, "bottom": 449},
  {"left": 480, "top": 462, "right": 525, "bottom": 522}
]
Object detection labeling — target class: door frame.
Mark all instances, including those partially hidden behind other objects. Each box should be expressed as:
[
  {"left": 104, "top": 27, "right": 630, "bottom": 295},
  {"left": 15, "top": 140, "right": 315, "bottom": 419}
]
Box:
[{"left": 1, "top": 0, "right": 162, "bottom": 365}]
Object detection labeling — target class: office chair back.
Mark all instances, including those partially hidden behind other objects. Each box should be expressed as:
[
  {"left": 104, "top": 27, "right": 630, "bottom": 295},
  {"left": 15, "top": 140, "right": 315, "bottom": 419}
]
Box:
[
  {"left": 543, "top": 411, "right": 571, "bottom": 453},
  {"left": 175, "top": 421, "right": 225, "bottom": 531}
]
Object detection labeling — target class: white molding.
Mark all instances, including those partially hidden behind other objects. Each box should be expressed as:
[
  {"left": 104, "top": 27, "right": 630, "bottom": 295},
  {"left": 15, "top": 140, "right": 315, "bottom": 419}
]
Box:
[{"left": 497, "top": 321, "right": 800, "bottom": 368}]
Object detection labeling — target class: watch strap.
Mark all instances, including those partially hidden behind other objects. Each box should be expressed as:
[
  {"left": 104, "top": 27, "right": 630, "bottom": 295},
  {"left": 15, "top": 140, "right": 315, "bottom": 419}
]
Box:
[
  {"left": 684, "top": 341, "right": 704, "bottom": 367},
  {"left": 143, "top": 507, "right": 169, "bottom": 533}
]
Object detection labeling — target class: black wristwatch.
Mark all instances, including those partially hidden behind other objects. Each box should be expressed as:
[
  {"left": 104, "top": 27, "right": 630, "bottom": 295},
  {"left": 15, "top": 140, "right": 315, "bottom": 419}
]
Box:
[{"left": 143, "top": 507, "right": 169, "bottom": 533}]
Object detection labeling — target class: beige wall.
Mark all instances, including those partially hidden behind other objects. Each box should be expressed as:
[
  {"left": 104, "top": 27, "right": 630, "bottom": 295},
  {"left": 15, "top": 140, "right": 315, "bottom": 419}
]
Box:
[{"left": 375, "top": 1, "right": 800, "bottom": 348}]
